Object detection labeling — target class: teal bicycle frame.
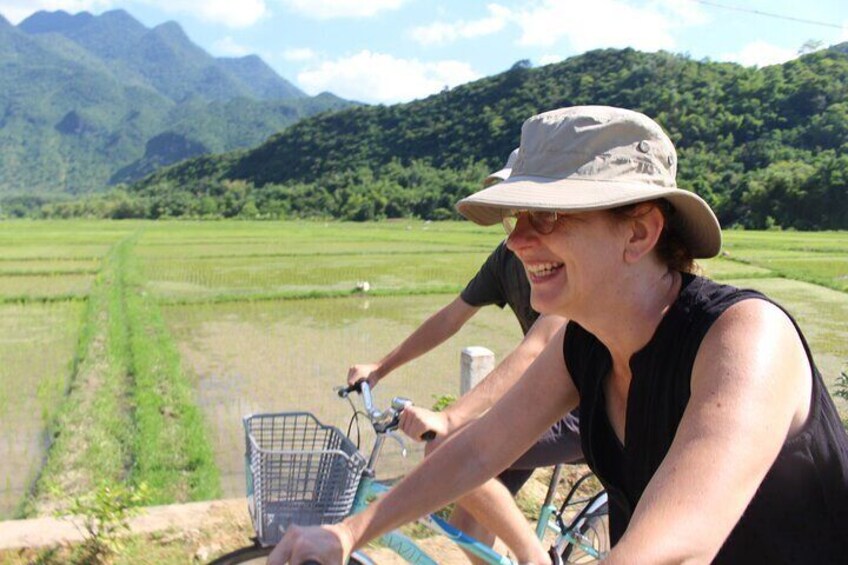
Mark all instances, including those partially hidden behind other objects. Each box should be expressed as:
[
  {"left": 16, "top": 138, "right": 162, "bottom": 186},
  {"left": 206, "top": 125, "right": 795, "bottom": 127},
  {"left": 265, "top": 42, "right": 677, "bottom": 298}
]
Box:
[
  {"left": 351, "top": 470, "right": 604, "bottom": 564},
  {"left": 340, "top": 381, "right": 605, "bottom": 564},
  {"left": 351, "top": 476, "right": 515, "bottom": 564}
]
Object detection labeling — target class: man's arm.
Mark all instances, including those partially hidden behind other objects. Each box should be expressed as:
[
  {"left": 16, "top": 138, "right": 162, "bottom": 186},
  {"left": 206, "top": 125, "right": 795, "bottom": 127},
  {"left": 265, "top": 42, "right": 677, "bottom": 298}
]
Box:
[
  {"left": 347, "top": 296, "right": 480, "bottom": 387},
  {"left": 444, "top": 314, "right": 566, "bottom": 429},
  {"left": 398, "top": 314, "right": 566, "bottom": 442}
]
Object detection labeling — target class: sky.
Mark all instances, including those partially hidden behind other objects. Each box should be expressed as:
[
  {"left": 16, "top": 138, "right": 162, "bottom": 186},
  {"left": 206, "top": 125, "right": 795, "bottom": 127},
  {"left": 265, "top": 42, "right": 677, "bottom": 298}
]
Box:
[{"left": 2, "top": 0, "right": 847, "bottom": 104}]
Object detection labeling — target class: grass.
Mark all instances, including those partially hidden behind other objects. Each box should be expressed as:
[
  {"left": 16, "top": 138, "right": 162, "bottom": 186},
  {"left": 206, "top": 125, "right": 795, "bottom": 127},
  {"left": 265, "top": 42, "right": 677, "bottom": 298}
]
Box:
[
  {"left": 26, "top": 239, "right": 138, "bottom": 517},
  {"left": 0, "top": 219, "right": 844, "bottom": 563},
  {"left": 121, "top": 239, "right": 220, "bottom": 503},
  {"left": 22, "top": 230, "right": 219, "bottom": 519},
  {"left": 141, "top": 251, "right": 491, "bottom": 301}
]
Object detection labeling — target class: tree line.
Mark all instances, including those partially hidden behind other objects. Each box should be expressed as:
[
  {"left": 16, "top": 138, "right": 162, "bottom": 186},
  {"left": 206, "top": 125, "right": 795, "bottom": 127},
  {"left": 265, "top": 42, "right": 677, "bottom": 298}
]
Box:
[{"left": 4, "top": 46, "right": 847, "bottom": 229}]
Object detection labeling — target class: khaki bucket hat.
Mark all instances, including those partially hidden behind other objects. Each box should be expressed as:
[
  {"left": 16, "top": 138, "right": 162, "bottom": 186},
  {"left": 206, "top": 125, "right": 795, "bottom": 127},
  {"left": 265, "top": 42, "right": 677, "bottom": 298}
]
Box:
[
  {"left": 457, "top": 106, "right": 722, "bottom": 258},
  {"left": 482, "top": 147, "right": 520, "bottom": 187}
]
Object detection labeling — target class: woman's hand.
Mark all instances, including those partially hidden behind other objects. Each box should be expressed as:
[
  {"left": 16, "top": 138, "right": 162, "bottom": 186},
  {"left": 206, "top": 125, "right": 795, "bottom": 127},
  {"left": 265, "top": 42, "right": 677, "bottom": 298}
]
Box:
[
  {"left": 267, "top": 523, "right": 354, "bottom": 565},
  {"left": 398, "top": 406, "right": 450, "bottom": 443}
]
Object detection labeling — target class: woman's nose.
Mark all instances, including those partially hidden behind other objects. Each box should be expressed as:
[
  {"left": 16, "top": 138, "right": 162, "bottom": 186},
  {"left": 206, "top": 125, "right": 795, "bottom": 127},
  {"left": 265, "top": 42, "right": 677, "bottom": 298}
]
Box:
[{"left": 506, "top": 215, "right": 536, "bottom": 252}]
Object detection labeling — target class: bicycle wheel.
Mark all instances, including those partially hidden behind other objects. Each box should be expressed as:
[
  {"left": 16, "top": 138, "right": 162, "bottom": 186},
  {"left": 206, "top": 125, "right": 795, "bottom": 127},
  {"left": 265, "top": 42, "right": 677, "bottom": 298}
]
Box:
[
  {"left": 208, "top": 545, "right": 372, "bottom": 565},
  {"left": 560, "top": 493, "right": 609, "bottom": 564},
  {"left": 208, "top": 544, "right": 272, "bottom": 564}
]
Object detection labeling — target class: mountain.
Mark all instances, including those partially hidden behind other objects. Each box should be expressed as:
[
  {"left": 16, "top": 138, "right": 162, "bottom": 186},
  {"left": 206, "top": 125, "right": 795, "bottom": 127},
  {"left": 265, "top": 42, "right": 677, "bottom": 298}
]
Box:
[
  {"left": 18, "top": 9, "right": 305, "bottom": 102},
  {"left": 0, "top": 9, "right": 352, "bottom": 193},
  {"left": 218, "top": 55, "right": 304, "bottom": 100},
  {"left": 130, "top": 46, "right": 848, "bottom": 229}
]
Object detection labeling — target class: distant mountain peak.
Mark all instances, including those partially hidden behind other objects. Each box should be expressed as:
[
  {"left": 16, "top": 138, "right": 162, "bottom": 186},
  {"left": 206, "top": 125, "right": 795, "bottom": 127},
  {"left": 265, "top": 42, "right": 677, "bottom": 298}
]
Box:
[
  {"left": 19, "top": 10, "right": 95, "bottom": 34},
  {"left": 100, "top": 9, "right": 138, "bottom": 22},
  {"left": 152, "top": 20, "right": 189, "bottom": 40}
]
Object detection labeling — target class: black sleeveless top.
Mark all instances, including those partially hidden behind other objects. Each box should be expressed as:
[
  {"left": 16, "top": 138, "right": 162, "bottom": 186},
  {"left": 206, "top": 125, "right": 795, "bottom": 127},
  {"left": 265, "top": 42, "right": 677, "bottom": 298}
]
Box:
[{"left": 563, "top": 274, "right": 848, "bottom": 563}]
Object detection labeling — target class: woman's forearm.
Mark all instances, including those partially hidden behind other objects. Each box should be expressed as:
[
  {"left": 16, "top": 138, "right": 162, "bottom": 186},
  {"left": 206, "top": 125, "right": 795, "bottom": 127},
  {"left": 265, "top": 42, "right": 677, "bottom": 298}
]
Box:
[{"left": 345, "top": 425, "right": 499, "bottom": 548}]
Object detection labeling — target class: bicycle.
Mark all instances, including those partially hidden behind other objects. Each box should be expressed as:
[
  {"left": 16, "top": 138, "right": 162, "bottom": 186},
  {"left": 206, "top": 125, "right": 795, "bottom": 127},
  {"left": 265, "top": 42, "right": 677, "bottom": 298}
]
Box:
[{"left": 210, "top": 381, "right": 609, "bottom": 564}]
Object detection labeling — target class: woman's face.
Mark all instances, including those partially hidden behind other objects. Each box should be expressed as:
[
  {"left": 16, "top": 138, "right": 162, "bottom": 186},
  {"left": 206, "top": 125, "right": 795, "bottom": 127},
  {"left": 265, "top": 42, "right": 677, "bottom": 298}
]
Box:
[{"left": 506, "top": 210, "right": 627, "bottom": 319}]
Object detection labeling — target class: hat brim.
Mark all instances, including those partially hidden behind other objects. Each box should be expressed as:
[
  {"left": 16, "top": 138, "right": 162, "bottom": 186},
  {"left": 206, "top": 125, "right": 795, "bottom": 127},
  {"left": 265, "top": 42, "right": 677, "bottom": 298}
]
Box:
[
  {"left": 456, "top": 175, "right": 722, "bottom": 258},
  {"left": 482, "top": 167, "right": 512, "bottom": 188}
]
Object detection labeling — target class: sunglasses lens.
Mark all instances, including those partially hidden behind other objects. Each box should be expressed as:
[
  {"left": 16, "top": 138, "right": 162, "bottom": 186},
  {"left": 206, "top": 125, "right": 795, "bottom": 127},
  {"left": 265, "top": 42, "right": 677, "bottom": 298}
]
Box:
[{"left": 528, "top": 211, "right": 558, "bottom": 234}]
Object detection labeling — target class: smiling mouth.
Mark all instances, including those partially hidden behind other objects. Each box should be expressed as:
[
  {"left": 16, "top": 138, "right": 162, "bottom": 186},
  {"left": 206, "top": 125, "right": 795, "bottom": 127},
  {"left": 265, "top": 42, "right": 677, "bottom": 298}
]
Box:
[{"left": 525, "top": 262, "right": 564, "bottom": 282}]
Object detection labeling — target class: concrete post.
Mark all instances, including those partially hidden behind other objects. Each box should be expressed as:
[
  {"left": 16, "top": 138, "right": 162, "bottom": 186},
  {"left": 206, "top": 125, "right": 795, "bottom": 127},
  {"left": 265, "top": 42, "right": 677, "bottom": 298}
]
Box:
[{"left": 460, "top": 346, "right": 495, "bottom": 395}]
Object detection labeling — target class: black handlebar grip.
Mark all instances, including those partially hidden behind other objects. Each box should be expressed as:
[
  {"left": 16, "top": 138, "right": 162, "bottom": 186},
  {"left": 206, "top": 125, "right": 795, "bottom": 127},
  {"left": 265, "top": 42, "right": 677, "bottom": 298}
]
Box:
[
  {"left": 420, "top": 430, "right": 436, "bottom": 441},
  {"left": 338, "top": 380, "right": 363, "bottom": 397}
]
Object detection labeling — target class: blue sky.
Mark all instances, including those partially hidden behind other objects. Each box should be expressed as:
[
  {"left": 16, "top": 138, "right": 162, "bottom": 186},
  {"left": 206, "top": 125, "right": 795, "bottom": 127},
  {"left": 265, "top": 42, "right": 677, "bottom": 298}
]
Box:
[{"left": 3, "top": 1, "right": 847, "bottom": 104}]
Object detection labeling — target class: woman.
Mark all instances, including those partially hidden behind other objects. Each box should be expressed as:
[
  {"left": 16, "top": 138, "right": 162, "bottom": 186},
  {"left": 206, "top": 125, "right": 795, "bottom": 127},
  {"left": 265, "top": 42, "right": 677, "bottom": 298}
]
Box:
[{"left": 270, "top": 106, "right": 847, "bottom": 564}]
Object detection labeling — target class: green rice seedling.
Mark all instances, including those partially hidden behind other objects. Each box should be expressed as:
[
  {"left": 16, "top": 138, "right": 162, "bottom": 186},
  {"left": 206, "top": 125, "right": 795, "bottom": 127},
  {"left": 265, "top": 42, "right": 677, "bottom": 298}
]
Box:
[
  {"left": 0, "top": 274, "right": 94, "bottom": 301},
  {"left": 140, "top": 251, "right": 492, "bottom": 301},
  {"left": 723, "top": 230, "right": 847, "bottom": 254},
  {"left": 0, "top": 302, "right": 83, "bottom": 519},
  {"left": 698, "top": 256, "right": 774, "bottom": 280},
  {"left": 120, "top": 241, "right": 220, "bottom": 504},
  {"left": 0, "top": 259, "right": 101, "bottom": 276},
  {"left": 27, "top": 244, "right": 135, "bottom": 517}
]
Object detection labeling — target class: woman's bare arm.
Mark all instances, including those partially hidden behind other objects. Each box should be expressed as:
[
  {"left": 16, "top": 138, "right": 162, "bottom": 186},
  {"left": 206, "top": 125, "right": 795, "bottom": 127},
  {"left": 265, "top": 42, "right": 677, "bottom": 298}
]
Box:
[{"left": 270, "top": 325, "right": 579, "bottom": 564}]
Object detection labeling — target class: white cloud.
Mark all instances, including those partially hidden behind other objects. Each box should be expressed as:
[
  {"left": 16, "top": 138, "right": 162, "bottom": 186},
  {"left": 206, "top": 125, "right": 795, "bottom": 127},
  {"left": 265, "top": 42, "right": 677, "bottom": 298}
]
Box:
[
  {"left": 283, "top": 47, "right": 317, "bottom": 61},
  {"left": 297, "top": 50, "right": 480, "bottom": 103},
  {"left": 151, "top": 0, "right": 267, "bottom": 28},
  {"left": 510, "top": 0, "right": 707, "bottom": 52},
  {"left": 410, "top": 3, "right": 510, "bottom": 46},
  {"left": 721, "top": 41, "right": 798, "bottom": 67},
  {"left": 212, "top": 36, "right": 252, "bottom": 56},
  {"left": 655, "top": 0, "right": 709, "bottom": 26},
  {"left": 280, "top": 0, "right": 405, "bottom": 19}
]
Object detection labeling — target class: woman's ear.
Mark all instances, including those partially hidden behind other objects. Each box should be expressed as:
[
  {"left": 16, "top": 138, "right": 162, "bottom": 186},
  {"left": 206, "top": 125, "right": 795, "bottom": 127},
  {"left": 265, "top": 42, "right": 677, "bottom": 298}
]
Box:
[{"left": 623, "top": 203, "right": 664, "bottom": 263}]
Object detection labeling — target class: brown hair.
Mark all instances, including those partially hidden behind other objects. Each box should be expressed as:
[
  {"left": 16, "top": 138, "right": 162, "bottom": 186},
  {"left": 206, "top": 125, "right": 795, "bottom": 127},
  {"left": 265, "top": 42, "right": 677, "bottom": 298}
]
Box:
[{"left": 609, "top": 199, "right": 698, "bottom": 274}]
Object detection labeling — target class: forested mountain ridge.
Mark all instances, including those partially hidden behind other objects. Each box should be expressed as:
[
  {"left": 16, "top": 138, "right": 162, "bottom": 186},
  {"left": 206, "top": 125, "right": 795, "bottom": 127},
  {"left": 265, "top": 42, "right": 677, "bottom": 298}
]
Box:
[
  {"left": 18, "top": 9, "right": 304, "bottom": 102},
  {"left": 0, "top": 9, "right": 354, "bottom": 194},
  {"left": 129, "top": 46, "right": 848, "bottom": 229}
]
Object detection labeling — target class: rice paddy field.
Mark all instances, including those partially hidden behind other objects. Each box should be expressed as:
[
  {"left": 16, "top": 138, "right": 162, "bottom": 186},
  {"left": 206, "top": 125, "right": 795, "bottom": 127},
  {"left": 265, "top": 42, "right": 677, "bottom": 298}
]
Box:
[{"left": 0, "top": 219, "right": 845, "bottom": 525}]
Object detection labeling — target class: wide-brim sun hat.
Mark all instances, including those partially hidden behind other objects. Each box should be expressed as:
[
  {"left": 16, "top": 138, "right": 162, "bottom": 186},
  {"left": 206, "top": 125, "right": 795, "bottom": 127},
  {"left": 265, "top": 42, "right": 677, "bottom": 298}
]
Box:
[
  {"left": 456, "top": 106, "right": 722, "bottom": 258},
  {"left": 482, "top": 147, "right": 520, "bottom": 187}
]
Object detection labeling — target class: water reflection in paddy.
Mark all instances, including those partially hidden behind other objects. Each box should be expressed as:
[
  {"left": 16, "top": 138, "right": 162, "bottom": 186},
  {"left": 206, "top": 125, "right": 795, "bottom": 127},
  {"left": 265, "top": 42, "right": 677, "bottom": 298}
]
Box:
[{"left": 165, "top": 294, "right": 523, "bottom": 498}]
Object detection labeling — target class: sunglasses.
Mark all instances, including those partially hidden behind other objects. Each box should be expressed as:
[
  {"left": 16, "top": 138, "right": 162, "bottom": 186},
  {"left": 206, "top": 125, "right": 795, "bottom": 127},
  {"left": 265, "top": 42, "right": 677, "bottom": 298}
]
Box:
[{"left": 501, "top": 209, "right": 562, "bottom": 235}]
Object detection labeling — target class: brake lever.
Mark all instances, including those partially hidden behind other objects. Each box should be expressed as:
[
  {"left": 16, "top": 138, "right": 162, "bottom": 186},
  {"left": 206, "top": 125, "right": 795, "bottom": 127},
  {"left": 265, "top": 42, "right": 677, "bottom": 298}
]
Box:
[{"left": 386, "top": 431, "right": 408, "bottom": 458}]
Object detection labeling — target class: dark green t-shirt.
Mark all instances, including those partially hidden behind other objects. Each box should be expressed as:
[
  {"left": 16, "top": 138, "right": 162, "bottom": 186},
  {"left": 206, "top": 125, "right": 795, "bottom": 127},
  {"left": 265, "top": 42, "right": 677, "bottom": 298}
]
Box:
[{"left": 460, "top": 241, "right": 538, "bottom": 335}]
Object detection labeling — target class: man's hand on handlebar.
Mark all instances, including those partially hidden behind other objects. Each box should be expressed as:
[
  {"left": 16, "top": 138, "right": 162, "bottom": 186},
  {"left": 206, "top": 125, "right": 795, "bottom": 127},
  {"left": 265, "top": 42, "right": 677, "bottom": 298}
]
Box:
[
  {"left": 267, "top": 523, "right": 353, "bottom": 565},
  {"left": 398, "top": 406, "right": 449, "bottom": 445},
  {"left": 347, "top": 363, "right": 381, "bottom": 389}
]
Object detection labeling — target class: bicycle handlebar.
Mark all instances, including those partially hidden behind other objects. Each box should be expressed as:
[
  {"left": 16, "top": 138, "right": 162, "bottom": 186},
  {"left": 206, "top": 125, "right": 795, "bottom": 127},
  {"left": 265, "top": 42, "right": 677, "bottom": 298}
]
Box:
[{"left": 338, "top": 380, "right": 435, "bottom": 441}]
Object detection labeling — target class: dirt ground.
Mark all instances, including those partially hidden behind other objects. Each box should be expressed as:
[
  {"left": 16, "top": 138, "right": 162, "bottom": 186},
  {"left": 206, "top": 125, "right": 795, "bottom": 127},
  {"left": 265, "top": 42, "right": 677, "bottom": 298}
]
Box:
[{"left": 0, "top": 466, "right": 593, "bottom": 564}]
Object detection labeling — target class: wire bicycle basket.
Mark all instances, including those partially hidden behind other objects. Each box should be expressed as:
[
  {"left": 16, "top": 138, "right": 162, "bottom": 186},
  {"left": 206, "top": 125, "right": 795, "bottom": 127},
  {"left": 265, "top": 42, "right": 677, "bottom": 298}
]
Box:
[{"left": 243, "top": 412, "right": 367, "bottom": 546}]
